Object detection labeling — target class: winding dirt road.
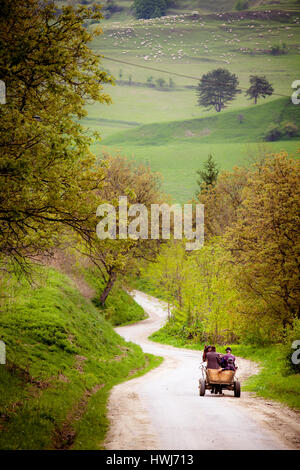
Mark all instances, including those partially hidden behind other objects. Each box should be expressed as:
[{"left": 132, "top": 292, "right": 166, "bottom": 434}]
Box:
[{"left": 104, "top": 291, "right": 300, "bottom": 450}]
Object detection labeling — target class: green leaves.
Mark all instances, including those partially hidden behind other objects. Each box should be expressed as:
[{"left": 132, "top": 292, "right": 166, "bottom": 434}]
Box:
[{"left": 0, "top": 0, "right": 112, "bottom": 270}]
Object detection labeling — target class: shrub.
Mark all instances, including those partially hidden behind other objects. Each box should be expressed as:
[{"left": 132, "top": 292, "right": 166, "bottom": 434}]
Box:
[
  {"left": 281, "top": 319, "right": 300, "bottom": 375},
  {"left": 282, "top": 121, "right": 299, "bottom": 137},
  {"left": 133, "top": 0, "right": 168, "bottom": 19},
  {"left": 264, "top": 124, "right": 282, "bottom": 141},
  {"left": 235, "top": 0, "right": 249, "bottom": 11},
  {"left": 270, "top": 43, "right": 287, "bottom": 55},
  {"left": 155, "top": 77, "right": 166, "bottom": 88}
]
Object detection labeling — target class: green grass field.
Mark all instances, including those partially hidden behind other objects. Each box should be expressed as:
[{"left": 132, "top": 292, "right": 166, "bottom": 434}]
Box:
[
  {"left": 78, "top": 2, "right": 300, "bottom": 201},
  {"left": 0, "top": 266, "right": 161, "bottom": 449},
  {"left": 90, "top": 97, "right": 300, "bottom": 201}
]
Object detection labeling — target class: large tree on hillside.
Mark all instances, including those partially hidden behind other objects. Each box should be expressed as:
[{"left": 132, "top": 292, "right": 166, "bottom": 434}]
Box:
[
  {"left": 0, "top": 0, "right": 112, "bottom": 271},
  {"left": 246, "top": 75, "right": 274, "bottom": 104},
  {"left": 196, "top": 68, "right": 241, "bottom": 112}
]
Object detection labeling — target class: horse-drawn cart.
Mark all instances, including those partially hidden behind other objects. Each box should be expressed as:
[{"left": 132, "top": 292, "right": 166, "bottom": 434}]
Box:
[{"left": 199, "top": 365, "right": 241, "bottom": 397}]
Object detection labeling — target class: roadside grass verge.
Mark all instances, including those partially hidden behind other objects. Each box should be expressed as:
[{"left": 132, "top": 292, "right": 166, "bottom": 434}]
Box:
[
  {"left": 0, "top": 265, "right": 161, "bottom": 449},
  {"left": 84, "top": 268, "right": 148, "bottom": 326},
  {"left": 149, "top": 321, "right": 300, "bottom": 410}
]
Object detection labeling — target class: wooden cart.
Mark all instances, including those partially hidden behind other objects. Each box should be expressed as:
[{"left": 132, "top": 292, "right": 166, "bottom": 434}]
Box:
[{"left": 198, "top": 365, "right": 241, "bottom": 397}]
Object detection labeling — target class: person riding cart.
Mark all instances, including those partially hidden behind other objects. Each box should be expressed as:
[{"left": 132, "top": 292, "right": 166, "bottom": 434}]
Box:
[
  {"left": 220, "top": 347, "right": 237, "bottom": 371},
  {"left": 199, "top": 346, "right": 241, "bottom": 398}
]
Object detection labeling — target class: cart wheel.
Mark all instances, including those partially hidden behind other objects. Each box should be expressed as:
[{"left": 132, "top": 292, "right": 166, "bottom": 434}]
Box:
[
  {"left": 234, "top": 381, "right": 241, "bottom": 397},
  {"left": 199, "top": 379, "right": 206, "bottom": 396}
]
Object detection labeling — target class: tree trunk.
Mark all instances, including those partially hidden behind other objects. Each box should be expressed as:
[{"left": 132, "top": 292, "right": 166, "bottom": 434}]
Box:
[{"left": 99, "top": 271, "right": 117, "bottom": 306}]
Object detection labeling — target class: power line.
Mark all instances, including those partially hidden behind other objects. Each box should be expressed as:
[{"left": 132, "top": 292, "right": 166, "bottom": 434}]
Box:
[
  {"left": 102, "top": 55, "right": 291, "bottom": 98},
  {"left": 103, "top": 56, "right": 200, "bottom": 81}
]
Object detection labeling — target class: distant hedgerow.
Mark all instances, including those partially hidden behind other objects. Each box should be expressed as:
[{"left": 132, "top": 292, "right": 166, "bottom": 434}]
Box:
[
  {"left": 235, "top": 0, "right": 249, "bottom": 11},
  {"left": 133, "top": 0, "right": 169, "bottom": 19}
]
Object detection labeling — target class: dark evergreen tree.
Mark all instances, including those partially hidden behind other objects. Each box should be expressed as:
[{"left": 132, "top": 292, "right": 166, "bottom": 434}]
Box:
[
  {"left": 196, "top": 154, "right": 219, "bottom": 196},
  {"left": 133, "top": 0, "right": 168, "bottom": 19},
  {"left": 246, "top": 75, "right": 274, "bottom": 104},
  {"left": 196, "top": 69, "right": 241, "bottom": 112}
]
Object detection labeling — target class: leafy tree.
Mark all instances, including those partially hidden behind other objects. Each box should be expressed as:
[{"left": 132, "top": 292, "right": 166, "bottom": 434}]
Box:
[
  {"left": 78, "top": 154, "right": 164, "bottom": 305},
  {"left": 225, "top": 153, "right": 300, "bottom": 334},
  {"left": 196, "top": 69, "right": 241, "bottom": 112},
  {"left": 143, "top": 238, "right": 239, "bottom": 345},
  {"left": 133, "top": 0, "right": 168, "bottom": 19},
  {"left": 195, "top": 154, "right": 219, "bottom": 196},
  {"left": 156, "top": 77, "right": 166, "bottom": 88},
  {"left": 195, "top": 166, "right": 248, "bottom": 238},
  {"left": 246, "top": 75, "right": 274, "bottom": 104},
  {"left": 0, "top": 0, "right": 112, "bottom": 272}
]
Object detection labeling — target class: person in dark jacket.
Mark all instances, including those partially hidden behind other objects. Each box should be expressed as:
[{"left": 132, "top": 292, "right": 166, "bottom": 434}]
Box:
[
  {"left": 206, "top": 350, "right": 222, "bottom": 370},
  {"left": 206, "top": 349, "right": 222, "bottom": 394}
]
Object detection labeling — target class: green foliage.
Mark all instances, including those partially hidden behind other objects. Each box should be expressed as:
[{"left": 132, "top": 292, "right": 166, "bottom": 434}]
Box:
[
  {"left": 270, "top": 43, "right": 287, "bottom": 55},
  {"left": 246, "top": 75, "right": 274, "bottom": 104},
  {"left": 264, "top": 123, "right": 283, "bottom": 141},
  {"left": 282, "top": 121, "right": 299, "bottom": 137},
  {"left": 77, "top": 154, "right": 163, "bottom": 306},
  {"left": 225, "top": 154, "right": 300, "bottom": 340},
  {"left": 196, "top": 154, "right": 219, "bottom": 195},
  {"left": 142, "top": 153, "right": 300, "bottom": 353},
  {"left": 196, "top": 68, "right": 241, "bottom": 112},
  {"left": 133, "top": 0, "right": 169, "bottom": 19},
  {"left": 281, "top": 319, "right": 300, "bottom": 375},
  {"left": 142, "top": 239, "right": 240, "bottom": 345},
  {"left": 150, "top": 320, "right": 204, "bottom": 347},
  {"left": 156, "top": 77, "right": 166, "bottom": 88},
  {"left": 233, "top": 344, "right": 300, "bottom": 410},
  {"left": 88, "top": 273, "right": 147, "bottom": 326},
  {"left": 0, "top": 0, "right": 112, "bottom": 271},
  {"left": 264, "top": 120, "right": 299, "bottom": 141},
  {"left": 235, "top": 0, "right": 248, "bottom": 10}
]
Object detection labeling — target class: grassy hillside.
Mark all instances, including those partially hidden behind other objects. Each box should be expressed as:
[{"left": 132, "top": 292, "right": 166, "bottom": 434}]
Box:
[
  {"left": 103, "top": 97, "right": 300, "bottom": 145},
  {"left": 95, "top": 98, "right": 300, "bottom": 202},
  {"left": 58, "top": 1, "right": 300, "bottom": 19},
  {"left": 78, "top": 4, "right": 300, "bottom": 201},
  {"left": 0, "top": 266, "right": 161, "bottom": 449}
]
